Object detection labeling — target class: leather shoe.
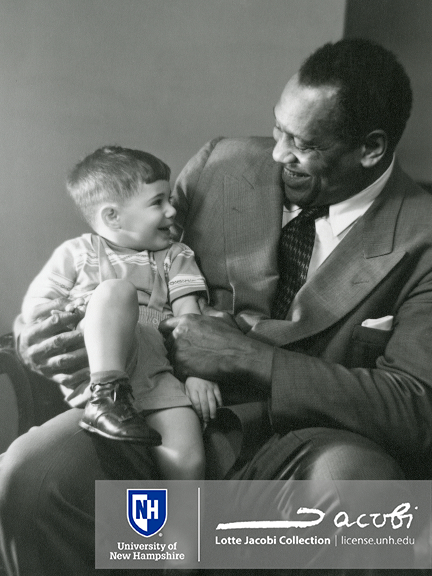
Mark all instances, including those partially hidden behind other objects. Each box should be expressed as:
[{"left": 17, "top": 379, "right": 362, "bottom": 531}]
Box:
[{"left": 79, "top": 378, "right": 162, "bottom": 445}]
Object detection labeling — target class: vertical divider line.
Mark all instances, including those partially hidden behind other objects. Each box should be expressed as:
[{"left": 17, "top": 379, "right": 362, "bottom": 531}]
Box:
[{"left": 198, "top": 486, "right": 201, "bottom": 562}]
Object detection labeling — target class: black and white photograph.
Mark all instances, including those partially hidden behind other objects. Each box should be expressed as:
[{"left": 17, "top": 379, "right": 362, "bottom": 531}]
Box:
[{"left": 0, "top": 1, "right": 431, "bottom": 575}]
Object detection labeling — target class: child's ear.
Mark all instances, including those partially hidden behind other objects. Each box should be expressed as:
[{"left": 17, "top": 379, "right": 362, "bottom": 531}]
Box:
[{"left": 100, "top": 204, "right": 121, "bottom": 229}]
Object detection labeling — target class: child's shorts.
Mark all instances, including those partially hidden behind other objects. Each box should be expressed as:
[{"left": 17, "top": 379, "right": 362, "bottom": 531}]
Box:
[
  {"left": 60, "top": 305, "right": 191, "bottom": 412},
  {"left": 126, "top": 306, "right": 191, "bottom": 412}
]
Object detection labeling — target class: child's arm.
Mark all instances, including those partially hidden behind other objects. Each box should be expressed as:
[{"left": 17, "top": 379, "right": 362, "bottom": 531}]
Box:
[
  {"left": 171, "top": 294, "right": 202, "bottom": 316},
  {"left": 171, "top": 294, "right": 223, "bottom": 423}
]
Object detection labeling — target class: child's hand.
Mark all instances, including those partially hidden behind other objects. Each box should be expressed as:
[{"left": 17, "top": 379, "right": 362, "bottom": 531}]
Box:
[
  {"left": 64, "top": 297, "right": 87, "bottom": 319},
  {"left": 53, "top": 297, "right": 87, "bottom": 331},
  {"left": 185, "top": 377, "right": 223, "bottom": 423}
]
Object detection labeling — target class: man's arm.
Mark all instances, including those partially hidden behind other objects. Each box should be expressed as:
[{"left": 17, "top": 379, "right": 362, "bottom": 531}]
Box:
[
  {"left": 15, "top": 300, "right": 89, "bottom": 389},
  {"left": 268, "top": 273, "right": 432, "bottom": 460},
  {"left": 160, "top": 275, "right": 432, "bottom": 462}
]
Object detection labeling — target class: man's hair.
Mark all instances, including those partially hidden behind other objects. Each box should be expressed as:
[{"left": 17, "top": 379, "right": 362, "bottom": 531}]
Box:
[
  {"left": 67, "top": 145, "right": 171, "bottom": 225},
  {"left": 298, "top": 38, "right": 412, "bottom": 151}
]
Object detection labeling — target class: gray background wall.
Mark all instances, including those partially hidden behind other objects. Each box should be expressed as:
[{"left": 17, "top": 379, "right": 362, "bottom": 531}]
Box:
[{"left": 0, "top": 0, "right": 346, "bottom": 336}]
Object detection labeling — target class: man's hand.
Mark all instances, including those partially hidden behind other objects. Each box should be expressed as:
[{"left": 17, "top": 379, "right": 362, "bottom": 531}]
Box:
[
  {"left": 159, "top": 313, "right": 274, "bottom": 390},
  {"left": 185, "top": 377, "right": 223, "bottom": 423},
  {"left": 197, "top": 297, "right": 239, "bottom": 328},
  {"left": 16, "top": 298, "right": 89, "bottom": 389}
]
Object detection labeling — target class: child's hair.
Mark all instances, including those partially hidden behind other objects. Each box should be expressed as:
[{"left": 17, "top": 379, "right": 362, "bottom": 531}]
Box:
[{"left": 67, "top": 145, "right": 171, "bottom": 225}]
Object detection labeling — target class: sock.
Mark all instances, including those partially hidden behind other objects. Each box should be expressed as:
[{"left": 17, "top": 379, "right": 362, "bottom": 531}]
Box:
[{"left": 90, "top": 370, "right": 129, "bottom": 384}]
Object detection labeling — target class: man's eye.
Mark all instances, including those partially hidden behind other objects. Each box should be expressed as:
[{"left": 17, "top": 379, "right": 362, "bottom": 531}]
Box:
[{"left": 294, "top": 141, "right": 314, "bottom": 152}]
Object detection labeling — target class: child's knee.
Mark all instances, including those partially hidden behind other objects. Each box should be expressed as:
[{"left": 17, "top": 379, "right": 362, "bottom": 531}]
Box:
[
  {"left": 94, "top": 279, "right": 137, "bottom": 306},
  {"left": 154, "top": 442, "right": 205, "bottom": 479}
]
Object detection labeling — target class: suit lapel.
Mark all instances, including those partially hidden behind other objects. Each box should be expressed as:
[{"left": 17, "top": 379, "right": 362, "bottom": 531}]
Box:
[{"left": 248, "top": 163, "right": 408, "bottom": 346}]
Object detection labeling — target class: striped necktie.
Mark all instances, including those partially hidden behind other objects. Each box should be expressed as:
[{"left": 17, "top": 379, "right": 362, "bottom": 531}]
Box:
[{"left": 271, "top": 204, "right": 329, "bottom": 319}]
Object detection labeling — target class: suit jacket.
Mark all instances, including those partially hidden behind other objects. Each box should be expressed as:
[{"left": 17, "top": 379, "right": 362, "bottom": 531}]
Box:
[{"left": 173, "top": 136, "right": 432, "bottom": 469}]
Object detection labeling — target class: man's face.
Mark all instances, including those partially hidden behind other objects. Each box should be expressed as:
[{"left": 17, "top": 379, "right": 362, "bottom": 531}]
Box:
[{"left": 273, "top": 74, "right": 365, "bottom": 208}]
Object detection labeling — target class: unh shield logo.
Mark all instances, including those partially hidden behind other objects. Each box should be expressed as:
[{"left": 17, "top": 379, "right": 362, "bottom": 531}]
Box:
[{"left": 127, "top": 489, "right": 168, "bottom": 537}]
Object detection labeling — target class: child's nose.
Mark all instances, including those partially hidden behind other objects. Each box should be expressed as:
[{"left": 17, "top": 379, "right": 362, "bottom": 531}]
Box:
[{"left": 166, "top": 203, "right": 176, "bottom": 219}]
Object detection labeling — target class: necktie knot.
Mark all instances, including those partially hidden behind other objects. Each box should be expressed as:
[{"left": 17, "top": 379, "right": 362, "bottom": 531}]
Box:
[{"left": 296, "top": 204, "right": 329, "bottom": 221}]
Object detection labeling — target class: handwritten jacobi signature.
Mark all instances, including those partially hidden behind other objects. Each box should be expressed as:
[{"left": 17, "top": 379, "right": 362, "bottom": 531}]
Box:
[{"left": 216, "top": 502, "right": 416, "bottom": 531}]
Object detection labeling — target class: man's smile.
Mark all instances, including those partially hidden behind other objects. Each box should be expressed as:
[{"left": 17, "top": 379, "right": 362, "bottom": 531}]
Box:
[{"left": 283, "top": 167, "right": 310, "bottom": 179}]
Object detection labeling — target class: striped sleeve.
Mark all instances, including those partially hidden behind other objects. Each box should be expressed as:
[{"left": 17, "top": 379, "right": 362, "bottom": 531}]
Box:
[
  {"left": 21, "top": 235, "right": 90, "bottom": 321},
  {"left": 165, "top": 243, "right": 209, "bottom": 303}
]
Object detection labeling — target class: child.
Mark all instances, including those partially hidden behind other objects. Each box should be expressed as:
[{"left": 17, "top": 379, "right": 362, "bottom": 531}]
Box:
[{"left": 21, "top": 145, "right": 222, "bottom": 480}]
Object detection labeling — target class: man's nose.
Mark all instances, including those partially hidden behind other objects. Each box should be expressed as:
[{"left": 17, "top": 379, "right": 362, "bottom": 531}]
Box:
[{"left": 273, "top": 137, "right": 297, "bottom": 164}]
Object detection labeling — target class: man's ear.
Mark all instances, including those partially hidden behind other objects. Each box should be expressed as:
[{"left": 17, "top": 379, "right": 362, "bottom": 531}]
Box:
[
  {"left": 100, "top": 204, "right": 121, "bottom": 229},
  {"left": 360, "top": 130, "right": 388, "bottom": 168}
]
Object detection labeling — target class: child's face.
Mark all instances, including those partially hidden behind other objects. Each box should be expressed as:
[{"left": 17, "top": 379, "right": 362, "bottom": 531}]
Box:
[{"left": 116, "top": 180, "right": 176, "bottom": 251}]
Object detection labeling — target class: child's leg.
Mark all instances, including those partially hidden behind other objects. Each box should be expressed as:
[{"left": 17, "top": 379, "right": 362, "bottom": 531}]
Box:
[
  {"left": 146, "top": 407, "right": 205, "bottom": 479},
  {"left": 147, "top": 407, "right": 204, "bottom": 570},
  {"left": 84, "top": 279, "right": 138, "bottom": 373},
  {"left": 80, "top": 279, "right": 161, "bottom": 445}
]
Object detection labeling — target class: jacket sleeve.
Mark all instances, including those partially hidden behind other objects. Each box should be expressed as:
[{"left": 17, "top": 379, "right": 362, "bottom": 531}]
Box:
[{"left": 270, "top": 271, "right": 432, "bottom": 461}]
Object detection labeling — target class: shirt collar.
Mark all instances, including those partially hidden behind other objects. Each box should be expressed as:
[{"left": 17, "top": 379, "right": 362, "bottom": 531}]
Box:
[{"left": 328, "top": 155, "right": 395, "bottom": 237}]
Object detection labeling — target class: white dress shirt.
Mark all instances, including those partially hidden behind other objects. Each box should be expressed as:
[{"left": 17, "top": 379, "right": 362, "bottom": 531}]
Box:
[{"left": 282, "top": 156, "right": 395, "bottom": 280}]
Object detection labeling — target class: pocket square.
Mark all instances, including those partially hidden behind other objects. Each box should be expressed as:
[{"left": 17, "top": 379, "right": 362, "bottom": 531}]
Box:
[{"left": 361, "top": 315, "right": 393, "bottom": 331}]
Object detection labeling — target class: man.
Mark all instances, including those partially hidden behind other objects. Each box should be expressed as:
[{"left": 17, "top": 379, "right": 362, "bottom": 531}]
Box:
[
  {"left": 163, "top": 38, "right": 430, "bottom": 482},
  {"left": 0, "top": 38, "right": 430, "bottom": 575}
]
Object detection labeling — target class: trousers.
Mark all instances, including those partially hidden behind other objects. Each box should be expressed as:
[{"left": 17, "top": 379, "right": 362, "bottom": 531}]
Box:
[{"left": 0, "top": 407, "right": 427, "bottom": 576}]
